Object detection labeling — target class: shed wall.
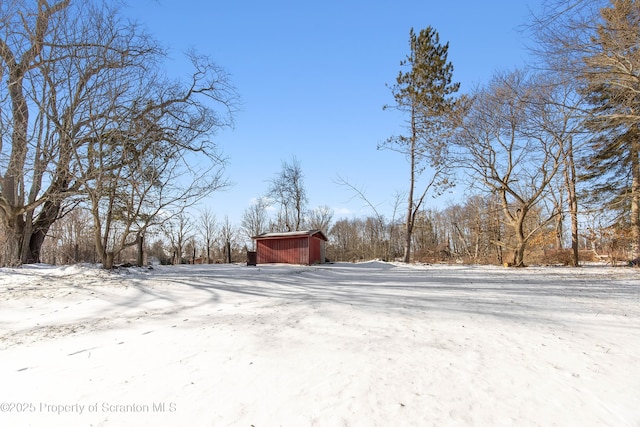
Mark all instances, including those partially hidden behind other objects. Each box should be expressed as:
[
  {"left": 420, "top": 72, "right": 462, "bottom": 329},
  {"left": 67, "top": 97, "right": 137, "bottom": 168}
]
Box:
[
  {"left": 308, "top": 237, "right": 325, "bottom": 264},
  {"left": 256, "top": 237, "right": 309, "bottom": 264}
]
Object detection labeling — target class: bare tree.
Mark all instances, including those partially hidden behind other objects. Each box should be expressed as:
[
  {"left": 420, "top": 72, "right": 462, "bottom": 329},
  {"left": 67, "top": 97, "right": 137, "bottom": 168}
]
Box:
[
  {"left": 453, "top": 70, "right": 564, "bottom": 266},
  {"left": 533, "top": 79, "right": 587, "bottom": 266},
  {"left": 40, "top": 207, "right": 94, "bottom": 265},
  {"left": 79, "top": 50, "right": 232, "bottom": 268},
  {"left": 306, "top": 205, "right": 334, "bottom": 235},
  {"left": 328, "top": 218, "right": 361, "bottom": 262},
  {"left": 185, "top": 235, "right": 198, "bottom": 264},
  {"left": 335, "top": 175, "right": 401, "bottom": 261},
  {"left": 410, "top": 209, "right": 442, "bottom": 261},
  {"left": 0, "top": 1, "right": 236, "bottom": 268},
  {"left": 267, "top": 156, "right": 307, "bottom": 232},
  {"left": 163, "top": 212, "right": 193, "bottom": 265},
  {"left": 327, "top": 214, "right": 404, "bottom": 262},
  {"left": 241, "top": 197, "right": 269, "bottom": 248},
  {"left": 0, "top": 0, "right": 74, "bottom": 265},
  {"left": 219, "top": 215, "right": 236, "bottom": 263},
  {"left": 198, "top": 207, "right": 217, "bottom": 264}
]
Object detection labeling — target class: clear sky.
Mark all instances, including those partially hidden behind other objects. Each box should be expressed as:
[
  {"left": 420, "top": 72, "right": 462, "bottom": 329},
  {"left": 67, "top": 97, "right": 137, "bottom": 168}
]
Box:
[{"left": 127, "top": 1, "right": 538, "bottom": 224}]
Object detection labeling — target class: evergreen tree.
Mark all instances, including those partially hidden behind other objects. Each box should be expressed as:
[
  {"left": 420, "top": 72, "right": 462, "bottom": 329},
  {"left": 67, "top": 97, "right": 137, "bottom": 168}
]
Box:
[
  {"left": 381, "top": 27, "right": 462, "bottom": 263},
  {"left": 580, "top": 0, "right": 640, "bottom": 261}
]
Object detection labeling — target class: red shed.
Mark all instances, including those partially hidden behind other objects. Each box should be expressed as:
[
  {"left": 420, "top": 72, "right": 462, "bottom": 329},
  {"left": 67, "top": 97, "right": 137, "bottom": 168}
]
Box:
[{"left": 252, "top": 230, "right": 328, "bottom": 265}]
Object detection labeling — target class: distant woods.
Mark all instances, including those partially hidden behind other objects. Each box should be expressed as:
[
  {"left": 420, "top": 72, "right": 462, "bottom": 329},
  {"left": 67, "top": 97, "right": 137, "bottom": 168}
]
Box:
[{"left": 36, "top": 193, "right": 625, "bottom": 266}]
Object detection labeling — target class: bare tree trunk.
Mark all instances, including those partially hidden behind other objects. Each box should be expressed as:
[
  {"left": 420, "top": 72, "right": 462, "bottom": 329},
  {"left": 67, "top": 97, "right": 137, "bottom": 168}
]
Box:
[
  {"left": 569, "top": 204, "right": 579, "bottom": 265},
  {"left": 0, "top": 0, "right": 70, "bottom": 266},
  {"left": 513, "top": 244, "right": 526, "bottom": 267},
  {"left": 25, "top": 200, "right": 62, "bottom": 263},
  {"left": 512, "top": 216, "right": 527, "bottom": 267},
  {"left": 631, "top": 137, "right": 640, "bottom": 263},
  {"left": 554, "top": 208, "right": 564, "bottom": 250},
  {"left": 496, "top": 231, "right": 503, "bottom": 265},
  {"left": 403, "top": 116, "right": 417, "bottom": 264},
  {"left": 104, "top": 252, "right": 114, "bottom": 269},
  {"left": 136, "top": 234, "right": 144, "bottom": 267},
  {"left": 2, "top": 216, "right": 25, "bottom": 267},
  {"left": 564, "top": 136, "right": 580, "bottom": 267}
]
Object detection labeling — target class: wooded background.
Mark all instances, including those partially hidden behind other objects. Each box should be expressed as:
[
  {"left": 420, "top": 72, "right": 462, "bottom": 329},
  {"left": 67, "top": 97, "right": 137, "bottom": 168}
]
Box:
[{"left": 1, "top": 0, "right": 638, "bottom": 267}]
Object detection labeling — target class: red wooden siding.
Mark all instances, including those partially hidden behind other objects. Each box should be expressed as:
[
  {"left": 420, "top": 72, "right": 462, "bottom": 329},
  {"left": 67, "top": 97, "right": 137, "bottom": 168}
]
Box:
[
  {"left": 256, "top": 237, "right": 310, "bottom": 264},
  {"left": 309, "top": 236, "right": 323, "bottom": 264},
  {"left": 253, "top": 230, "right": 327, "bottom": 265}
]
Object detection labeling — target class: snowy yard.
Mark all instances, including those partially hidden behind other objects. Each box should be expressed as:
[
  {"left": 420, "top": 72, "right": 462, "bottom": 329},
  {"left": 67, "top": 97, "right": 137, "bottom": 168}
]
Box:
[{"left": 1, "top": 261, "right": 639, "bottom": 427}]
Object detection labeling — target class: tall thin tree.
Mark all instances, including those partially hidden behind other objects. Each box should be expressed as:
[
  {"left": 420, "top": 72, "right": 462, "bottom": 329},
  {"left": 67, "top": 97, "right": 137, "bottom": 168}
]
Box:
[
  {"left": 199, "top": 207, "right": 217, "bottom": 264},
  {"left": 381, "top": 27, "right": 462, "bottom": 263}
]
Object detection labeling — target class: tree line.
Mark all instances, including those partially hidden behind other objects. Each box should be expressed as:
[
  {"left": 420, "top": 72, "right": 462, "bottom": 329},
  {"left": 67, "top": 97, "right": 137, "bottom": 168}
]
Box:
[
  {"left": 35, "top": 191, "right": 624, "bottom": 266},
  {"left": 1, "top": 0, "right": 639, "bottom": 268}
]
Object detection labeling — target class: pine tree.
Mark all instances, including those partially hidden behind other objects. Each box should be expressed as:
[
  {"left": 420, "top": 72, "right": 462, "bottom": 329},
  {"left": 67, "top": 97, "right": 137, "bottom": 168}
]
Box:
[
  {"left": 381, "top": 27, "right": 462, "bottom": 263},
  {"left": 580, "top": 0, "right": 640, "bottom": 261}
]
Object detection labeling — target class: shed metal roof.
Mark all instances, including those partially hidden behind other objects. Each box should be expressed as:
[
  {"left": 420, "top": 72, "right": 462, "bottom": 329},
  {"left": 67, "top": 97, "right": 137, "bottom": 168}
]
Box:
[{"left": 252, "top": 229, "right": 328, "bottom": 241}]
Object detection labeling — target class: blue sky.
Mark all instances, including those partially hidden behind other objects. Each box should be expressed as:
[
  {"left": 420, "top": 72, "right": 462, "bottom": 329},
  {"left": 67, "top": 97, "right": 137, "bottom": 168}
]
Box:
[{"left": 127, "top": 1, "right": 538, "bottom": 224}]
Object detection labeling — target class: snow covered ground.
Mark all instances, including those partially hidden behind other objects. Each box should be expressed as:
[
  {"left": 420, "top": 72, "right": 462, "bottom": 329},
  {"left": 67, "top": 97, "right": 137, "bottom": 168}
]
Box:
[{"left": 1, "top": 261, "right": 639, "bottom": 427}]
